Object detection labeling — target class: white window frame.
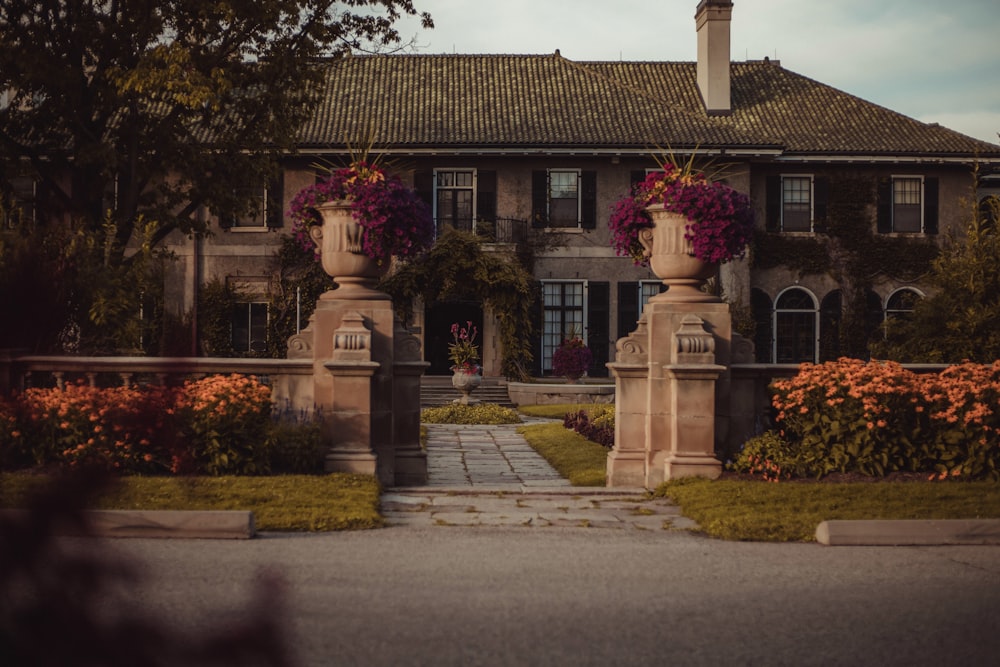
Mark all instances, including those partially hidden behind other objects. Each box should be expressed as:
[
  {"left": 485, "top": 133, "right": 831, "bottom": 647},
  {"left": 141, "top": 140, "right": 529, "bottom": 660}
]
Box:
[
  {"left": 773, "top": 286, "right": 819, "bottom": 364},
  {"left": 228, "top": 182, "right": 270, "bottom": 232},
  {"left": 432, "top": 168, "right": 477, "bottom": 236},
  {"left": 546, "top": 169, "right": 582, "bottom": 229},
  {"left": 540, "top": 279, "right": 588, "bottom": 372},
  {"left": 780, "top": 174, "right": 814, "bottom": 232},
  {"left": 891, "top": 175, "right": 924, "bottom": 233},
  {"left": 884, "top": 287, "right": 924, "bottom": 323}
]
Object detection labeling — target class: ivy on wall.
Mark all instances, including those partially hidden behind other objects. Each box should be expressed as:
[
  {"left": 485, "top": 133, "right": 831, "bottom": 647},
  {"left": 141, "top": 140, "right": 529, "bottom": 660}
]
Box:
[
  {"left": 380, "top": 229, "right": 536, "bottom": 381},
  {"left": 266, "top": 237, "right": 334, "bottom": 358},
  {"left": 751, "top": 175, "right": 939, "bottom": 356}
]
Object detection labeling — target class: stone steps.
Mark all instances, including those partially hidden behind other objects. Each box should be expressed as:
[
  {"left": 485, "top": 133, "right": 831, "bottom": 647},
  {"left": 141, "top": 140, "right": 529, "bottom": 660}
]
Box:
[{"left": 420, "top": 376, "right": 513, "bottom": 408}]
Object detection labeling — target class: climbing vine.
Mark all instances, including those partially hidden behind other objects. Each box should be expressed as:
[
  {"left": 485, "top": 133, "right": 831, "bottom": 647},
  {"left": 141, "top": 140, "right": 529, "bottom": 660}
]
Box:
[
  {"left": 380, "top": 229, "right": 536, "bottom": 381},
  {"left": 752, "top": 175, "right": 939, "bottom": 356}
]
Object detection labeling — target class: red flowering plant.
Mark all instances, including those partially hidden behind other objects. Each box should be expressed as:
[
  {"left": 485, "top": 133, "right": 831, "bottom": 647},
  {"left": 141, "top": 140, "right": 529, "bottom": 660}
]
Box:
[
  {"left": 551, "top": 336, "right": 592, "bottom": 380},
  {"left": 288, "top": 161, "right": 435, "bottom": 265},
  {"left": 448, "top": 321, "right": 480, "bottom": 373},
  {"left": 609, "top": 162, "right": 755, "bottom": 265}
]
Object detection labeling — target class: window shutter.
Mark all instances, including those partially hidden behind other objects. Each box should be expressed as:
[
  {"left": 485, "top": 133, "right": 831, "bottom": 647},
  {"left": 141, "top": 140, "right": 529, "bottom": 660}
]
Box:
[
  {"left": 529, "top": 282, "right": 543, "bottom": 376},
  {"left": 876, "top": 178, "right": 892, "bottom": 233},
  {"left": 813, "top": 177, "right": 828, "bottom": 233},
  {"left": 531, "top": 170, "right": 548, "bottom": 228},
  {"left": 924, "top": 177, "right": 939, "bottom": 234},
  {"left": 630, "top": 170, "right": 646, "bottom": 190},
  {"left": 266, "top": 176, "right": 283, "bottom": 228},
  {"left": 476, "top": 170, "right": 497, "bottom": 222},
  {"left": 765, "top": 175, "right": 780, "bottom": 231},
  {"left": 617, "top": 281, "right": 639, "bottom": 340},
  {"left": 414, "top": 170, "right": 434, "bottom": 209},
  {"left": 586, "top": 281, "right": 610, "bottom": 377},
  {"left": 581, "top": 171, "right": 597, "bottom": 229}
]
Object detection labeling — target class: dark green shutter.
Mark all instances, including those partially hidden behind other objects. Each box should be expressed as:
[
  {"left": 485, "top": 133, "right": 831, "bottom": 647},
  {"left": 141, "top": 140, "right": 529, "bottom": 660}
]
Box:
[
  {"left": 587, "top": 281, "right": 610, "bottom": 377},
  {"left": 766, "top": 174, "right": 780, "bottom": 232},
  {"left": 476, "top": 170, "right": 497, "bottom": 222},
  {"left": 617, "top": 281, "right": 639, "bottom": 340},
  {"left": 266, "top": 175, "right": 283, "bottom": 228},
  {"left": 876, "top": 178, "right": 892, "bottom": 233},
  {"left": 414, "top": 170, "right": 434, "bottom": 209},
  {"left": 813, "top": 177, "right": 828, "bottom": 233},
  {"left": 531, "top": 170, "right": 548, "bottom": 228},
  {"left": 924, "top": 177, "right": 939, "bottom": 234},
  {"left": 581, "top": 171, "right": 597, "bottom": 229},
  {"left": 630, "top": 170, "right": 646, "bottom": 190}
]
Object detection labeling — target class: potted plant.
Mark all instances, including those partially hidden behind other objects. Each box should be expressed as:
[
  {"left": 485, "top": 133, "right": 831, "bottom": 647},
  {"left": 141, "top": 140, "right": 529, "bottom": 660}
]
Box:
[
  {"left": 551, "top": 336, "right": 593, "bottom": 383},
  {"left": 609, "top": 161, "right": 754, "bottom": 301},
  {"left": 288, "top": 161, "right": 435, "bottom": 296},
  {"left": 448, "top": 320, "right": 482, "bottom": 404}
]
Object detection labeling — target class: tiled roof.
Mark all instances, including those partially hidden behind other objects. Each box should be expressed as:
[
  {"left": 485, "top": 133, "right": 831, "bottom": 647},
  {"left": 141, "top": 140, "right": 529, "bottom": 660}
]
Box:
[{"left": 298, "top": 53, "right": 1000, "bottom": 158}]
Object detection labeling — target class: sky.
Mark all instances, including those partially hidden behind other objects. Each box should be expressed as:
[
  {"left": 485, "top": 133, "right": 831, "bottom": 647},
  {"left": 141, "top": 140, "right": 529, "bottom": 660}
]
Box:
[{"left": 392, "top": 0, "right": 1000, "bottom": 145}]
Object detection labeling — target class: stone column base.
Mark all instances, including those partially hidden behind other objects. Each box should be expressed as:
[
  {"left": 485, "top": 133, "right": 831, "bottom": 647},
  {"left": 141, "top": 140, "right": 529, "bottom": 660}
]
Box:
[
  {"left": 324, "top": 450, "right": 378, "bottom": 476},
  {"left": 394, "top": 450, "right": 429, "bottom": 486},
  {"left": 664, "top": 454, "right": 722, "bottom": 481},
  {"left": 606, "top": 450, "right": 645, "bottom": 487}
]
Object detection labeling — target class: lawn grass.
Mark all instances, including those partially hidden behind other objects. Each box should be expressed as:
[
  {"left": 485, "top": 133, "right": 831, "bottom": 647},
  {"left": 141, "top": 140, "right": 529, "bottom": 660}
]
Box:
[
  {"left": 517, "top": 403, "right": 598, "bottom": 420},
  {"left": 517, "top": 422, "right": 608, "bottom": 486},
  {"left": 0, "top": 473, "right": 383, "bottom": 531},
  {"left": 655, "top": 477, "right": 1000, "bottom": 542}
]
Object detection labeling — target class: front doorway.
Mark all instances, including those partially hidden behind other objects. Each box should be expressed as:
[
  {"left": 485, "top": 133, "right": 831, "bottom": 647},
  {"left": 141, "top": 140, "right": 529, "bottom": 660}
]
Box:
[{"left": 425, "top": 301, "right": 484, "bottom": 375}]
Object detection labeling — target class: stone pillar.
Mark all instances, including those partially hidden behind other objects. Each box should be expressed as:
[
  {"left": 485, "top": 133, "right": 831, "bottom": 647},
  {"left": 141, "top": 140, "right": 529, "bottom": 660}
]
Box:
[
  {"left": 323, "top": 311, "right": 380, "bottom": 479},
  {"left": 607, "top": 297, "right": 731, "bottom": 488},
  {"left": 606, "top": 318, "right": 650, "bottom": 487},
  {"left": 662, "top": 315, "right": 724, "bottom": 481},
  {"left": 392, "top": 320, "right": 429, "bottom": 486}
]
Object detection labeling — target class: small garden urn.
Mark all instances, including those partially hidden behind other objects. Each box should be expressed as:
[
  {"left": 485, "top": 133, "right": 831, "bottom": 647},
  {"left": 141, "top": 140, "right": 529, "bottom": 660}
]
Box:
[{"left": 451, "top": 366, "right": 482, "bottom": 405}]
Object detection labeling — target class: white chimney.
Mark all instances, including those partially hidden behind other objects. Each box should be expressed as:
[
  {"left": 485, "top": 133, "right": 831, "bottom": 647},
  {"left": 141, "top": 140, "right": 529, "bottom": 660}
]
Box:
[{"left": 695, "top": 0, "right": 733, "bottom": 115}]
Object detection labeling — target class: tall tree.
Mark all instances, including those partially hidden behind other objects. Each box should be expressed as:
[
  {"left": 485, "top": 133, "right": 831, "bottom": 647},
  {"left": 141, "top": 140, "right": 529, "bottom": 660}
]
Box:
[{"left": 0, "top": 0, "right": 433, "bottom": 259}]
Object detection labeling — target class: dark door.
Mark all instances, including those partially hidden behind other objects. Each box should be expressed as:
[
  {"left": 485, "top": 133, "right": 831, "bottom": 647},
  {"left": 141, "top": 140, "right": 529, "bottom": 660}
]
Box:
[{"left": 425, "top": 301, "right": 484, "bottom": 375}]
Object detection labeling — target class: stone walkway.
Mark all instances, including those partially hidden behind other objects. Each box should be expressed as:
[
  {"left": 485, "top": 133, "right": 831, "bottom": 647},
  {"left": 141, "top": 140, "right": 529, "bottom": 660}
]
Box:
[{"left": 382, "top": 420, "right": 696, "bottom": 531}]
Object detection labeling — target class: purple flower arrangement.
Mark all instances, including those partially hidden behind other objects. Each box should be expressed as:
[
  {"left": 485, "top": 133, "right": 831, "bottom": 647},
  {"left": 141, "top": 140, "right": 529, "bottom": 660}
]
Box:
[
  {"left": 551, "top": 337, "right": 592, "bottom": 379},
  {"left": 288, "top": 161, "right": 435, "bottom": 265},
  {"left": 609, "top": 164, "right": 755, "bottom": 265}
]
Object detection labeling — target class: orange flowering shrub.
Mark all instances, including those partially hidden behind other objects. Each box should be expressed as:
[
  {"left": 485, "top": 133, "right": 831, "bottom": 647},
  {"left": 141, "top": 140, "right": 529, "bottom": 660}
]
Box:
[
  {"left": 763, "top": 358, "right": 1000, "bottom": 479},
  {"left": 0, "top": 374, "right": 276, "bottom": 475},
  {"left": 174, "top": 374, "right": 274, "bottom": 475}
]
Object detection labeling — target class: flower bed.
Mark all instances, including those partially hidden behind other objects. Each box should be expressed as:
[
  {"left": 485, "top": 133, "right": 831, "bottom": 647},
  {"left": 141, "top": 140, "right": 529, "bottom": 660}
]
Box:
[
  {"left": 0, "top": 375, "right": 320, "bottom": 475},
  {"left": 732, "top": 359, "right": 1000, "bottom": 480}
]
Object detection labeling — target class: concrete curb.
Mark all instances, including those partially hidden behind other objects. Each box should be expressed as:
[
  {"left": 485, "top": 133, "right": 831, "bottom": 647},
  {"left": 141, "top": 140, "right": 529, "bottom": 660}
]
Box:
[
  {"left": 0, "top": 509, "right": 256, "bottom": 539},
  {"left": 816, "top": 519, "right": 1000, "bottom": 546}
]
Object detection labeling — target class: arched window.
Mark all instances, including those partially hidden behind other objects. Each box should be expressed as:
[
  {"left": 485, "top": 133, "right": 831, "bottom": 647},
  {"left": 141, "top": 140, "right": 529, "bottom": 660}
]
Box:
[
  {"left": 885, "top": 288, "right": 923, "bottom": 322},
  {"left": 774, "top": 287, "right": 818, "bottom": 363}
]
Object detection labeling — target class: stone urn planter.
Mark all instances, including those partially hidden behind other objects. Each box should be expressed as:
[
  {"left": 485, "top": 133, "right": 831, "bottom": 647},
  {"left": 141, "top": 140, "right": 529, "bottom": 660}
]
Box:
[
  {"left": 310, "top": 200, "right": 389, "bottom": 300},
  {"left": 451, "top": 366, "right": 482, "bottom": 405},
  {"left": 639, "top": 205, "right": 719, "bottom": 303}
]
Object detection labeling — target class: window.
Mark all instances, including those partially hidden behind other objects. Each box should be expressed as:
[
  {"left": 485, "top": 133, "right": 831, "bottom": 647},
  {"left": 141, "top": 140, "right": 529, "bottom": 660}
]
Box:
[
  {"left": 892, "top": 177, "right": 922, "bottom": 232},
  {"left": 885, "top": 288, "right": 922, "bottom": 321},
  {"left": 226, "top": 178, "right": 281, "bottom": 230},
  {"left": 781, "top": 176, "right": 812, "bottom": 231},
  {"left": 774, "top": 287, "right": 817, "bottom": 363},
  {"left": 548, "top": 170, "right": 580, "bottom": 227},
  {"left": 232, "top": 302, "right": 268, "bottom": 353},
  {"left": 640, "top": 281, "right": 663, "bottom": 316},
  {"left": 531, "top": 170, "right": 596, "bottom": 229},
  {"left": 434, "top": 169, "right": 475, "bottom": 234},
  {"left": 878, "top": 176, "right": 937, "bottom": 234},
  {"left": 1, "top": 176, "right": 35, "bottom": 228},
  {"left": 541, "top": 281, "right": 586, "bottom": 372}
]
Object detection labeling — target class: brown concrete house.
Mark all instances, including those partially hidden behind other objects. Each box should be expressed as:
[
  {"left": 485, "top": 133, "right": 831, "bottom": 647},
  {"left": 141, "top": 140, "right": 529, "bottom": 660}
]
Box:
[{"left": 159, "top": 0, "right": 1000, "bottom": 376}]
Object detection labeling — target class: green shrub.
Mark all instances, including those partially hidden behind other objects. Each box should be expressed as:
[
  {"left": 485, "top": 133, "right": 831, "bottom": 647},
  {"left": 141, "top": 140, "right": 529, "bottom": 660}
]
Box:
[
  {"left": 730, "top": 431, "right": 798, "bottom": 481},
  {"left": 268, "top": 418, "right": 326, "bottom": 474},
  {"left": 420, "top": 403, "right": 522, "bottom": 424}
]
